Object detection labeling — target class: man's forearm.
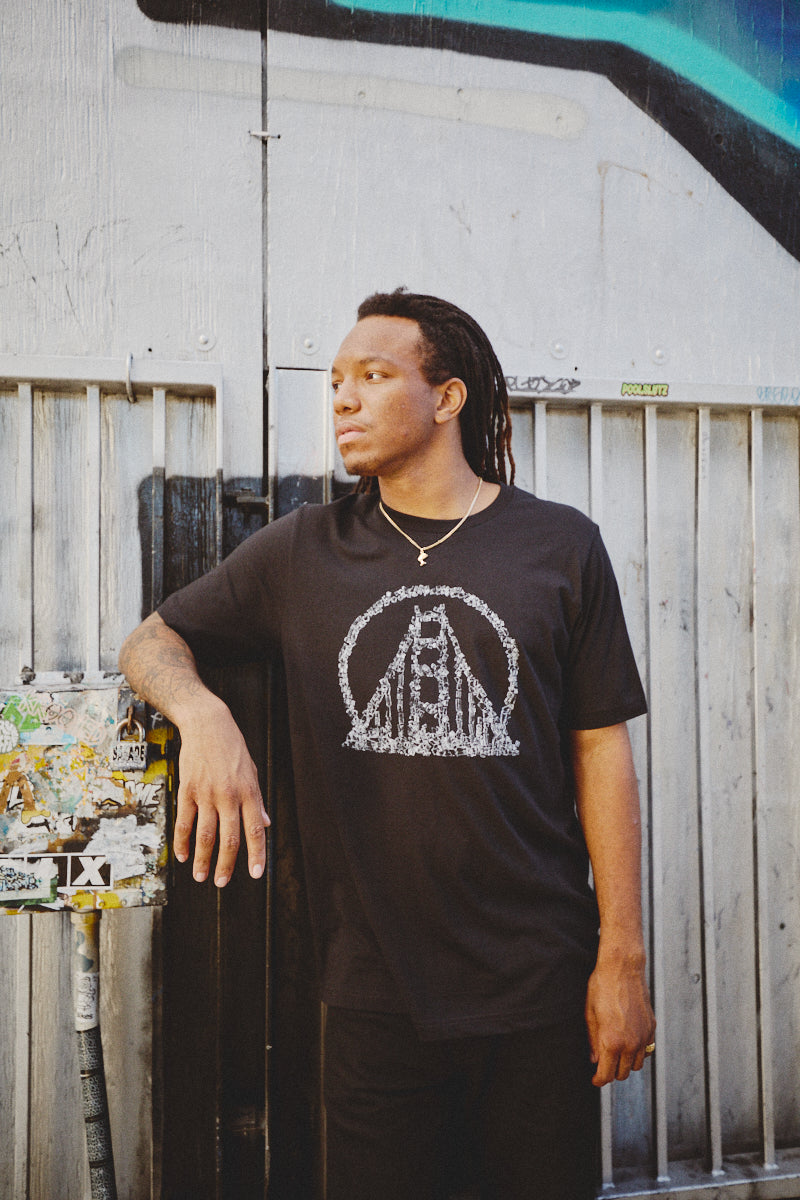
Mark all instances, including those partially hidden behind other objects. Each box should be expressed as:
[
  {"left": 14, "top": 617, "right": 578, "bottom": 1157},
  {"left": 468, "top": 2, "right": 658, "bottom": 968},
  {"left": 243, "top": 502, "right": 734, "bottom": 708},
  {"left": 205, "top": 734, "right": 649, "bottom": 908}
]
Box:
[
  {"left": 119, "top": 611, "right": 268, "bottom": 886},
  {"left": 118, "top": 611, "right": 220, "bottom": 727},
  {"left": 571, "top": 721, "right": 655, "bottom": 1084},
  {"left": 572, "top": 722, "right": 644, "bottom": 954}
]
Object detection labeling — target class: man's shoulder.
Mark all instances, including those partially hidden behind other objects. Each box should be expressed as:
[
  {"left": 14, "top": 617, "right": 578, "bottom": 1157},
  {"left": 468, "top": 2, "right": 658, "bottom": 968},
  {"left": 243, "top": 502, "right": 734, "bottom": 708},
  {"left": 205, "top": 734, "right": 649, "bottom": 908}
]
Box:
[
  {"left": 505, "top": 486, "right": 598, "bottom": 545},
  {"left": 229, "top": 493, "right": 364, "bottom": 553}
]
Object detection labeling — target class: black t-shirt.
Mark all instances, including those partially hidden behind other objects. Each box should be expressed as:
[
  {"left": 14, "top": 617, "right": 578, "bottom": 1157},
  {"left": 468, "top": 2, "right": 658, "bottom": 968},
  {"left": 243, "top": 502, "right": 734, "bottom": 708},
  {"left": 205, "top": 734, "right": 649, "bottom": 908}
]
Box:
[{"left": 159, "top": 485, "right": 646, "bottom": 1038}]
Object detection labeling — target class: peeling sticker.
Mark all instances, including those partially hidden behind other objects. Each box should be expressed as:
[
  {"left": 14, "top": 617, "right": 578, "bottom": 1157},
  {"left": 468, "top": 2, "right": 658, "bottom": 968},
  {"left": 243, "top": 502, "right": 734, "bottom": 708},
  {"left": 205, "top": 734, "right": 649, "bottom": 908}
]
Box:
[
  {"left": 0, "top": 687, "right": 174, "bottom": 912},
  {"left": 0, "top": 857, "right": 58, "bottom": 903}
]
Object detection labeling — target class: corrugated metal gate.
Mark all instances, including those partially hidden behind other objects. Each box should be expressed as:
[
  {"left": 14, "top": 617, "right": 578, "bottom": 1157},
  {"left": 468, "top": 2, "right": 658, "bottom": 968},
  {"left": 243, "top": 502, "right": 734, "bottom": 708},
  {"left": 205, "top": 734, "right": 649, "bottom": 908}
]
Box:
[
  {"left": 0, "top": 358, "right": 233, "bottom": 1200},
  {"left": 5, "top": 354, "right": 797, "bottom": 1196},
  {"left": 513, "top": 391, "right": 800, "bottom": 1197},
  {"left": 271, "top": 366, "right": 800, "bottom": 1198}
]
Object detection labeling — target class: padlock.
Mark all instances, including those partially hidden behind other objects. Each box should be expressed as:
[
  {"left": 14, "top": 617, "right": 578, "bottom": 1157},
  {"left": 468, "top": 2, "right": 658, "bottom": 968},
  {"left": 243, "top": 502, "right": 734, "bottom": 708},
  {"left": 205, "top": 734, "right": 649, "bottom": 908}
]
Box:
[{"left": 110, "top": 716, "right": 148, "bottom": 772}]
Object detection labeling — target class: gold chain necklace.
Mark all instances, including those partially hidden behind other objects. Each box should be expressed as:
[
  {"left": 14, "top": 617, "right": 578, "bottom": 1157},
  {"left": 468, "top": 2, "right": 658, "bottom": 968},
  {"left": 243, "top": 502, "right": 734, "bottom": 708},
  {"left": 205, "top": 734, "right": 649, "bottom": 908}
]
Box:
[{"left": 378, "top": 477, "right": 483, "bottom": 566}]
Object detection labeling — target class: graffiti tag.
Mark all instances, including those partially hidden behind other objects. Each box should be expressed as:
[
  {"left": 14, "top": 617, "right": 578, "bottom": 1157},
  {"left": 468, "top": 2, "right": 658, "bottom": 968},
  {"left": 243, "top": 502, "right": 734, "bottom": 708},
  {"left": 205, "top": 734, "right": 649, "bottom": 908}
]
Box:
[
  {"left": 621, "top": 382, "right": 670, "bottom": 397},
  {"left": 505, "top": 375, "right": 581, "bottom": 395},
  {"left": 756, "top": 387, "right": 800, "bottom": 406}
]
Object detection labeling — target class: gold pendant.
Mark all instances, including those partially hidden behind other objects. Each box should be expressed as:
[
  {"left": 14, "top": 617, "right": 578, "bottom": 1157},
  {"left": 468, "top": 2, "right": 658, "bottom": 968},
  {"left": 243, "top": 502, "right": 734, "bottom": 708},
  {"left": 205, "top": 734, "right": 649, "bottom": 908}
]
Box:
[{"left": 417, "top": 548, "right": 428, "bottom": 566}]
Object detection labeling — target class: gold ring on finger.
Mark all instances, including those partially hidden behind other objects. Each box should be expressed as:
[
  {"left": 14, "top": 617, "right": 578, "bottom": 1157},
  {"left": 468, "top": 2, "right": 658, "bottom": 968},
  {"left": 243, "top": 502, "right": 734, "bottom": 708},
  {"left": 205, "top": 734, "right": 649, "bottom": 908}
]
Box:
[{"left": 644, "top": 1042, "right": 656, "bottom": 1056}]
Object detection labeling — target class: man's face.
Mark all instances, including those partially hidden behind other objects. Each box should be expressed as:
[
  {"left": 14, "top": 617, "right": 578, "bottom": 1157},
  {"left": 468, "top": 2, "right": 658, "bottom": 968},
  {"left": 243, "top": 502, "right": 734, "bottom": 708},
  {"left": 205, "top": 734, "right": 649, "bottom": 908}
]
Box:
[{"left": 331, "top": 316, "right": 444, "bottom": 479}]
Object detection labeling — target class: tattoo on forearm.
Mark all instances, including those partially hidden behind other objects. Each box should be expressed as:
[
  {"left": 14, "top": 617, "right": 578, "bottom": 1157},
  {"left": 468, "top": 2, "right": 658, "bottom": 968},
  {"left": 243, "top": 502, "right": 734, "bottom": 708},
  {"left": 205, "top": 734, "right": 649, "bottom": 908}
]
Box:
[{"left": 120, "top": 620, "right": 205, "bottom": 717}]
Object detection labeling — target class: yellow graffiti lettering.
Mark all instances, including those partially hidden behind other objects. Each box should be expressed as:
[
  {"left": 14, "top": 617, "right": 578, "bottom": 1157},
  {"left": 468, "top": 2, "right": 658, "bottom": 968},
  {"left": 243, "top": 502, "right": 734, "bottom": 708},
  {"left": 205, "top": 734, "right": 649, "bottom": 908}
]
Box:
[{"left": 621, "top": 382, "right": 670, "bottom": 398}]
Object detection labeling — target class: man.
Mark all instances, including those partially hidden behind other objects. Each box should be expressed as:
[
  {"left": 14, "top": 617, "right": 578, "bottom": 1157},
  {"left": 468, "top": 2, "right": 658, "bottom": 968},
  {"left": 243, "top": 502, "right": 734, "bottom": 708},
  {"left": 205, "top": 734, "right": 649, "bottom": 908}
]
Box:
[{"left": 120, "top": 289, "right": 655, "bottom": 1200}]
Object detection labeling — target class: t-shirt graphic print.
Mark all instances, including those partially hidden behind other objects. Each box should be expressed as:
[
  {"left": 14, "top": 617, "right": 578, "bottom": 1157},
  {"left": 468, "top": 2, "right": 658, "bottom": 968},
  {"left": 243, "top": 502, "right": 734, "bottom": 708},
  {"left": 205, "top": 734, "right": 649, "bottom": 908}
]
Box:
[{"left": 338, "top": 584, "right": 520, "bottom": 758}]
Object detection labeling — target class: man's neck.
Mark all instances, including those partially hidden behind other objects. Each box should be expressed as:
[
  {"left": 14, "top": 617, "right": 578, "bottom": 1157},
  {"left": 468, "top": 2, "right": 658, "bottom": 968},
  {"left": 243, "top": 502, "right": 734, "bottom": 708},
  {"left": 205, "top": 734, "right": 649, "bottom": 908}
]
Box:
[{"left": 377, "top": 459, "right": 500, "bottom": 519}]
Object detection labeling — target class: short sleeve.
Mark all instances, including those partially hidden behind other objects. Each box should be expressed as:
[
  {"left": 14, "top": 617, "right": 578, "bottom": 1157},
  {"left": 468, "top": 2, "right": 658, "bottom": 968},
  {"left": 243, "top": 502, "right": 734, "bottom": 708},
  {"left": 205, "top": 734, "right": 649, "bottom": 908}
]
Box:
[
  {"left": 157, "top": 511, "right": 299, "bottom": 667},
  {"left": 561, "top": 528, "right": 647, "bottom": 730}
]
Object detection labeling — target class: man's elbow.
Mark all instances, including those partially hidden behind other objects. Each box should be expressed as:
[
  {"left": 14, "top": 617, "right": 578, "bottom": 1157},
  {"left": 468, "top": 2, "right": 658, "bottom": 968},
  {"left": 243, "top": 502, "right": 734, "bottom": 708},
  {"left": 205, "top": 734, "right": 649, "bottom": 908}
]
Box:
[{"left": 118, "top": 611, "right": 165, "bottom": 677}]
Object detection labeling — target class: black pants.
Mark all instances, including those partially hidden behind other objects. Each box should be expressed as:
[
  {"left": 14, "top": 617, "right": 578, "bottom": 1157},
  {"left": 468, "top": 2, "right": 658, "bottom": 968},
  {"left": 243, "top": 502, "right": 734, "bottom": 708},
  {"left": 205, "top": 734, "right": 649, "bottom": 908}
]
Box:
[{"left": 324, "top": 1008, "right": 600, "bottom": 1200}]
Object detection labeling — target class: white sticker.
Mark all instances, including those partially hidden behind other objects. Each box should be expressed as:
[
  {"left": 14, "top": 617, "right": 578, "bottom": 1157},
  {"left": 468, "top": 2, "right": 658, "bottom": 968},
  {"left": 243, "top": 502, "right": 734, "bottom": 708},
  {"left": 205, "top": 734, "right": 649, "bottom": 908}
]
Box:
[{"left": 75, "top": 972, "right": 99, "bottom": 1030}]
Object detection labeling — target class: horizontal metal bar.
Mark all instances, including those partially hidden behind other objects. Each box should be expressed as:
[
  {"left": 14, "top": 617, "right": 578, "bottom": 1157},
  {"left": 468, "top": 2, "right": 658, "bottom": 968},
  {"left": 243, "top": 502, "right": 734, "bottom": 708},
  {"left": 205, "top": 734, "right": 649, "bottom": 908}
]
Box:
[
  {"left": 604, "top": 1148, "right": 800, "bottom": 1198},
  {"left": 0, "top": 355, "right": 222, "bottom": 394},
  {"left": 4, "top": 671, "right": 123, "bottom": 690},
  {"left": 508, "top": 379, "right": 800, "bottom": 412}
]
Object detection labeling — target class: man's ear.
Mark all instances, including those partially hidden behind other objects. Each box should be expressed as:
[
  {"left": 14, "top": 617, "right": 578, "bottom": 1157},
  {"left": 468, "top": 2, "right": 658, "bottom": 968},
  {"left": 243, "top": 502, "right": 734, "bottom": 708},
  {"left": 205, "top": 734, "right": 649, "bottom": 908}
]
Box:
[{"left": 434, "top": 378, "right": 468, "bottom": 424}]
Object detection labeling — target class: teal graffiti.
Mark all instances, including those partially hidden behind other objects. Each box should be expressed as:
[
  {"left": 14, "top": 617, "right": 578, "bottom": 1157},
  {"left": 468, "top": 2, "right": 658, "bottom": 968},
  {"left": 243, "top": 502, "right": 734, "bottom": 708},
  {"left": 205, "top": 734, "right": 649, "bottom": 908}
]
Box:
[{"left": 332, "top": 0, "right": 800, "bottom": 149}]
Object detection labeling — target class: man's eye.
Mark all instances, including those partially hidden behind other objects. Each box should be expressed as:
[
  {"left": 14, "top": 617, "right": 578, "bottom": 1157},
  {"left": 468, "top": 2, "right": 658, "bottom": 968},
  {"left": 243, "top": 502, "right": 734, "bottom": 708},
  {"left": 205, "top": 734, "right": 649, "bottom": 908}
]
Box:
[{"left": 366, "top": 371, "right": 384, "bottom": 381}]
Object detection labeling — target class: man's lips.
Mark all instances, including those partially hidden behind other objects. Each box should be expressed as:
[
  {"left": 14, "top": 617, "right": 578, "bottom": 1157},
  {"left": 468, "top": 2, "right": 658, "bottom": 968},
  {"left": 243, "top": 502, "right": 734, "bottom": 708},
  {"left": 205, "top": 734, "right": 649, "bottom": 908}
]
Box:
[{"left": 336, "top": 424, "right": 366, "bottom": 446}]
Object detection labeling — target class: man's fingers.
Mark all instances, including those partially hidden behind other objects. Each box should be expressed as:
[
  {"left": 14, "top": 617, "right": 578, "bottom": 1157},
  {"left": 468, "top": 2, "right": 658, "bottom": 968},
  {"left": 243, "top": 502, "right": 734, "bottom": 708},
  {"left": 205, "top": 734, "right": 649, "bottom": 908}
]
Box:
[
  {"left": 173, "top": 786, "right": 198, "bottom": 865},
  {"left": 178, "top": 788, "right": 269, "bottom": 887},
  {"left": 193, "top": 806, "right": 221, "bottom": 883},
  {"left": 213, "top": 810, "right": 243, "bottom": 887},
  {"left": 243, "top": 793, "right": 270, "bottom": 880},
  {"left": 593, "top": 1039, "right": 653, "bottom": 1086}
]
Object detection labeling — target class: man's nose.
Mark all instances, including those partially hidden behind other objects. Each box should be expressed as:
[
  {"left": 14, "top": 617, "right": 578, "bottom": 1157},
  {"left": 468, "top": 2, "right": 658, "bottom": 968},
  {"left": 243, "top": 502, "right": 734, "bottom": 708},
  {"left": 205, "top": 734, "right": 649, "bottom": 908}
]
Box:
[{"left": 333, "top": 380, "right": 359, "bottom": 412}]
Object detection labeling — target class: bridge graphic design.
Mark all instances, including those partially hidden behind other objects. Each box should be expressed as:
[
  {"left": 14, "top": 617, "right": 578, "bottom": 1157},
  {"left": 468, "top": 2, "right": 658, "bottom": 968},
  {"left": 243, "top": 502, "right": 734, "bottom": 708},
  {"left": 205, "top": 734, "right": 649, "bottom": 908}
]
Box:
[{"left": 339, "top": 585, "right": 519, "bottom": 758}]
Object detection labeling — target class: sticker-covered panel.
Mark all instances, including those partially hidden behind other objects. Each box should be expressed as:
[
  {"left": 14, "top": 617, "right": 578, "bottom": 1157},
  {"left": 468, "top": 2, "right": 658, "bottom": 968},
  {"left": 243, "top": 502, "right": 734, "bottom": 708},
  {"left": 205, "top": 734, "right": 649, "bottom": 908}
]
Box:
[{"left": 0, "top": 687, "right": 173, "bottom": 911}]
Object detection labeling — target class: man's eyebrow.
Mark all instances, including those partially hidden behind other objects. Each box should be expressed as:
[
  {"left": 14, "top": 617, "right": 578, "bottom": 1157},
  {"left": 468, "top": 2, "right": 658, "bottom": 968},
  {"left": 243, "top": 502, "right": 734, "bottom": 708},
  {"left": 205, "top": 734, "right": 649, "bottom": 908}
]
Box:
[{"left": 332, "top": 355, "right": 396, "bottom": 372}]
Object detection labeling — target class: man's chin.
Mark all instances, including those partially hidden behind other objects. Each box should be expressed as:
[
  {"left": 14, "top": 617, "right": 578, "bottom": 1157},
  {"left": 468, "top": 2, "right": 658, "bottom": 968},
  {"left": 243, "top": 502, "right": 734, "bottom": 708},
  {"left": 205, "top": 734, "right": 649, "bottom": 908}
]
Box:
[{"left": 340, "top": 451, "right": 379, "bottom": 478}]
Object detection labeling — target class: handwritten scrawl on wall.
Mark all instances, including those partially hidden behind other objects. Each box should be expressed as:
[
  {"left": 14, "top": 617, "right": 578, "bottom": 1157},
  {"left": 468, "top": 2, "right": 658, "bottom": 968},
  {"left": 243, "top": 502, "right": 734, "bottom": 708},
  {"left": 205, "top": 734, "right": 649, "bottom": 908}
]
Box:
[{"left": 0, "top": 687, "right": 173, "bottom": 911}]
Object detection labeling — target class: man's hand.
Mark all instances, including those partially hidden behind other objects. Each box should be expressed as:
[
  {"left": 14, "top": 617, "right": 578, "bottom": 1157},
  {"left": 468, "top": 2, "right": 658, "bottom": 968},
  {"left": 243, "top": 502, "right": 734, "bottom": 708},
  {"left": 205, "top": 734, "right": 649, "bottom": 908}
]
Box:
[
  {"left": 174, "top": 696, "right": 270, "bottom": 887},
  {"left": 571, "top": 722, "right": 656, "bottom": 1087},
  {"left": 585, "top": 946, "right": 655, "bottom": 1086},
  {"left": 119, "top": 612, "right": 269, "bottom": 887}
]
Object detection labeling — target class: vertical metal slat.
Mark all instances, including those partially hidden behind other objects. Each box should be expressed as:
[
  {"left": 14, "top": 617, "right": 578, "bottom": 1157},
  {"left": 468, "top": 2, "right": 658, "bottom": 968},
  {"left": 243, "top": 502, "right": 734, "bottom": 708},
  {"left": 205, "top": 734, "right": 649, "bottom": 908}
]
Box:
[
  {"left": 266, "top": 364, "right": 277, "bottom": 522},
  {"left": 14, "top": 915, "right": 32, "bottom": 1199},
  {"left": 695, "top": 406, "right": 724, "bottom": 1176},
  {"left": 589, "top": 403, "right": 604, "bottom": 530},
  {"left": 151, "top": 388, "right": 166, "bottom": 610},
  {"left": 215, "top": 377, "right": 224, "bottom": 565},
  {"left": 589, "top": 402, "right": 614, "bottom": 1188},
  {"left": 644, "top": 406, "right": 669, "bottom": 1182},
  {"left": 18, "top": 383, "right": 34, "bottom": 672},
  {"left": 749, "top": 408, "right": 777, "bottom": 1170},
  {"left": 85, "top": 385, "right": 102, "bottom": 675},
  {"left": 534, "top": 401, "right": 548, "bottom": 499}
]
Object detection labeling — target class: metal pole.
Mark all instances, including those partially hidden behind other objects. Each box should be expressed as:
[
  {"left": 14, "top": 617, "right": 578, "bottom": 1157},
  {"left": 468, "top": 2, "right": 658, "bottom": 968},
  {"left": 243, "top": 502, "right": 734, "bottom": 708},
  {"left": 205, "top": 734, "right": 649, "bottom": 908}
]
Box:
[{"left": 71, "top": 910, "right": 118, "bottom": 1200}]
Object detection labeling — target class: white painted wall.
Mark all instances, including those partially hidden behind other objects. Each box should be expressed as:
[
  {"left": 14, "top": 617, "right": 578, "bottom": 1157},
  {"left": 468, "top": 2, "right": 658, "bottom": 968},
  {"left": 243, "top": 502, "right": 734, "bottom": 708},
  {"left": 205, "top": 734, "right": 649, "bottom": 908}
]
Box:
[
  {"left": 1, "top": 5, "right": 262, "bottom": 1197},
  {"left": 267, "top": 30, "right": 800, "bottom": 388},
  {"left": 1, "top": 0, "right": 263, "bottom": 477}
]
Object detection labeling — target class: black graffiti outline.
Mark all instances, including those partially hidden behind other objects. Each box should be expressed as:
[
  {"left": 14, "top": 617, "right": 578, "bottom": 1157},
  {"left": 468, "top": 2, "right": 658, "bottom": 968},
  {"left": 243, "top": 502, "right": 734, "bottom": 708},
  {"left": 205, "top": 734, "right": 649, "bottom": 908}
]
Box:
[{"left": 505, "top": 375, "right": 581, "bottom": 396}]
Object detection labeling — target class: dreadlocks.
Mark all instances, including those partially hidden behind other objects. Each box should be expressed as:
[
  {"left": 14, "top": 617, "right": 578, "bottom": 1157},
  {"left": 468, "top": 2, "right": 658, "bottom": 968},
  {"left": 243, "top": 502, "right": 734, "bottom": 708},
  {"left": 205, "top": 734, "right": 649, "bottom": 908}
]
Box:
[{"left": 354, "top": 288, "right": 515, "bottom": 492}]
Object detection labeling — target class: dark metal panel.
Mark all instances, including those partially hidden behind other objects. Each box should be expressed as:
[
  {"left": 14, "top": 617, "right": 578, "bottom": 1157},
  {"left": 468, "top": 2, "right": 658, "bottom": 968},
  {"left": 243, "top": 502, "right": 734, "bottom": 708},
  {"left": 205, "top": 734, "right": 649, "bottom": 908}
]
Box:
[{"left": 156, "top": 477, "right": 270, "bottom": 1200}]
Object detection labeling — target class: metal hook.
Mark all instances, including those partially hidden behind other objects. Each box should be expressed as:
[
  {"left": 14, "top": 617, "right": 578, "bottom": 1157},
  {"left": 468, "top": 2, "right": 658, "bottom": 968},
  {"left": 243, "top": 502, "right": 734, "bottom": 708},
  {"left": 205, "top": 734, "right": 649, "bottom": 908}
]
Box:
[{"left": 126, "top": 353, "right": 137, "bottom": 404}]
